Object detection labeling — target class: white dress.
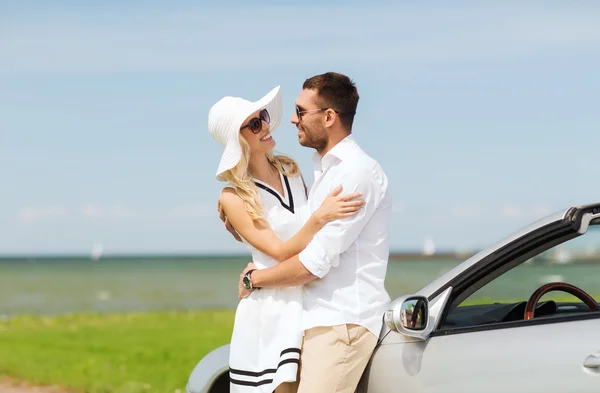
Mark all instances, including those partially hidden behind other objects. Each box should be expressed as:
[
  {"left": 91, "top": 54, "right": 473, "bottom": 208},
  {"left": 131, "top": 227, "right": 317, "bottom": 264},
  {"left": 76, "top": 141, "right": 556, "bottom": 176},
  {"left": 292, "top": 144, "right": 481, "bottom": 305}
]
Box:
[{"left": 227, "top": 170, "right": 308, "bottom": 393}]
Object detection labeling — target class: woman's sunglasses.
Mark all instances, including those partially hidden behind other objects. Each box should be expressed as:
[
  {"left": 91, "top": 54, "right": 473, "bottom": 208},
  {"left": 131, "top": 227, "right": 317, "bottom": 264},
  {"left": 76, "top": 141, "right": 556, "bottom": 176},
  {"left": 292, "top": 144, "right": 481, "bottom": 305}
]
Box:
[{"left": 240, "top": 109, "right": 270, "bottom": 134}]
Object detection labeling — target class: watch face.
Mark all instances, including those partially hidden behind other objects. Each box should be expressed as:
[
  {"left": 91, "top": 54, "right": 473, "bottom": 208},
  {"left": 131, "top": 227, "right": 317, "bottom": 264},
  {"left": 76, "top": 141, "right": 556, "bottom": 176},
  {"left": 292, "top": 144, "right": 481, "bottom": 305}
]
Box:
[{"left": 242, "top": 275, "right": 252, "bottom": 290}]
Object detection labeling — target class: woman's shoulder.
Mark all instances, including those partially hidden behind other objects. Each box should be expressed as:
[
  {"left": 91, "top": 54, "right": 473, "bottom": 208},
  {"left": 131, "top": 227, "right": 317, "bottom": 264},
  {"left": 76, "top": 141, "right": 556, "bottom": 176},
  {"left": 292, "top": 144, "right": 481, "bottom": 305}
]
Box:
[{"left": 219, "top": 187, "right": 243, "bottom": 208}]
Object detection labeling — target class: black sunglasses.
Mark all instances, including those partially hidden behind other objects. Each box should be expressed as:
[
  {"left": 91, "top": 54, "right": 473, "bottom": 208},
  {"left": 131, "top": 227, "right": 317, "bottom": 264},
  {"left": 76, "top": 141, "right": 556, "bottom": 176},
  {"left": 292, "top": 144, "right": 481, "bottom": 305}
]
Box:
[
  {"left": 240, "top": 109, "right": 270, "bottom": 134},
  {"left": 295, "top": 106, "right": 326, "bottom": 120},
  {"left": 295, "top": 106, "right": 340, "bottom": 120}
]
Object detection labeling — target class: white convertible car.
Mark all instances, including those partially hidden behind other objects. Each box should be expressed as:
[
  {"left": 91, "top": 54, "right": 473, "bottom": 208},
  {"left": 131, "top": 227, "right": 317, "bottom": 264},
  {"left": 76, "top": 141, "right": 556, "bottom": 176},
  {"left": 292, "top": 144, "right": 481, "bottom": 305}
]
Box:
[{"left": 188, "top": 203, "right": 600, "bottom": 393}]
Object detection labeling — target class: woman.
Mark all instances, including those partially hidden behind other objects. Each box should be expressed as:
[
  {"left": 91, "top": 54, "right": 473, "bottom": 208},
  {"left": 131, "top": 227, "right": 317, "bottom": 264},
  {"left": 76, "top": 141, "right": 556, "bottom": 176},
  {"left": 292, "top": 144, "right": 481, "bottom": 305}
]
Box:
[{"left": 208, "top": 86, "right": 364, "bottom": 393}]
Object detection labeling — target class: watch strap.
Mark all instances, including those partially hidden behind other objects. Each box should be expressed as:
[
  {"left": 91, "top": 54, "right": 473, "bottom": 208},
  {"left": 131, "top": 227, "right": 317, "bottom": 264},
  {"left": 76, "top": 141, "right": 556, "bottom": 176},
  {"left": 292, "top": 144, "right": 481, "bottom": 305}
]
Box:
[{"left": 245, "top": 269, "right": 260, "bottom": 290}]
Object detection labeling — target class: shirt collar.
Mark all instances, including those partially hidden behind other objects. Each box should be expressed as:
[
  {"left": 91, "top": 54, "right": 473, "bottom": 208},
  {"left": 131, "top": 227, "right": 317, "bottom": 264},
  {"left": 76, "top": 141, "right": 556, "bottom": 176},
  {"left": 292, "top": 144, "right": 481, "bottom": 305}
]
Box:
[{"left": 312, "top": 135, "right": 356, "bottom": 173}]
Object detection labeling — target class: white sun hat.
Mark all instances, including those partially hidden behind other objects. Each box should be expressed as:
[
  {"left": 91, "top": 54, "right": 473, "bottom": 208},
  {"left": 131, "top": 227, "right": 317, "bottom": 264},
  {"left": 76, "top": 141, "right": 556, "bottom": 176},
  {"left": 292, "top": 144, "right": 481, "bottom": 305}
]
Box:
[{"left": 208, "top": 85, "right": 282, "bottom": 181}]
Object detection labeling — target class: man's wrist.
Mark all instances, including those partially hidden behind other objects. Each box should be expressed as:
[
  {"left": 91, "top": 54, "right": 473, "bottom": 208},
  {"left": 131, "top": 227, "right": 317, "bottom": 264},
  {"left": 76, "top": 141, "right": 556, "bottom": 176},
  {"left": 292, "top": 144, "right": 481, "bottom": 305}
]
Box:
[
  {"left": 243, "top": 269, "right": 260, "bottom": 290},
  {"left": 250, "top": 269, "right": 265, "bottom": 288}
]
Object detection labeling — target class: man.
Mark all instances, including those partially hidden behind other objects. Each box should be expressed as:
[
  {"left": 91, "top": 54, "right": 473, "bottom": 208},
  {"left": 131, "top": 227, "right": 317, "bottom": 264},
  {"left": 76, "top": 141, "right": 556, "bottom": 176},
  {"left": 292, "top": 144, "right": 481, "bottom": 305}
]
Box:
[{"left": 226, "top": 72, "right": 392, "bottom": 393}]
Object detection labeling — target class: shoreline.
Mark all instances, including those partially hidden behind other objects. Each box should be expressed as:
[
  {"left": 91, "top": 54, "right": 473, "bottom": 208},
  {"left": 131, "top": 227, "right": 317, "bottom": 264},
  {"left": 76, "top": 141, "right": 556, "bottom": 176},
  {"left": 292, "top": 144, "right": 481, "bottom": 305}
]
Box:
[
  {"left": 0, "top": 252, "right": 474, "bottom": 261},
  {"left": 4, "top": 251, "right": 600, "bottom": 265}
]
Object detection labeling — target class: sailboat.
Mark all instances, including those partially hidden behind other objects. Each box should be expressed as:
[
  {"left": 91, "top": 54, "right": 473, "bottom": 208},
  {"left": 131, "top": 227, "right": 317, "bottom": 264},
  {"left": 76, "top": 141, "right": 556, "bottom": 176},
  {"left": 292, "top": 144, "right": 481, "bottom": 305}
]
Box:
[
  {"left": 553, "top": 247, "right": 571, "bottom": 264},
  {"left": 423, "top": 236, "right": 436, "bottom": 256},
  {"left": 91, "top": 243, "right": 104, "bottom": 261}
]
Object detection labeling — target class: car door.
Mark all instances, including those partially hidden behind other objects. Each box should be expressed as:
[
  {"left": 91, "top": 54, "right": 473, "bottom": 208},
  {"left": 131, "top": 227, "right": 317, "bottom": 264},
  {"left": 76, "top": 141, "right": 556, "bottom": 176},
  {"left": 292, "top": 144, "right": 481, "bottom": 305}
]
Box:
[
  {"left": 417, "top": 217, "right": 600, "bottom": 393},
  {"left": 418, "top": 318, "right": 600, "bottom": 393}
]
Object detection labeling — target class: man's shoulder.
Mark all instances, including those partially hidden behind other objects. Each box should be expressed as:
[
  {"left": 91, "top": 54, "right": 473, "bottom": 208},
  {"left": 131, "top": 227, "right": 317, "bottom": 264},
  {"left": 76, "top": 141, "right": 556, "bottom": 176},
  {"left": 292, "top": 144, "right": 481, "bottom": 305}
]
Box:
[
  {"left": 342, "top": 144, "right": 390, "bottom": 198},
  {"left": 340, "top": 145, "right": 385, "bottom": 177}
]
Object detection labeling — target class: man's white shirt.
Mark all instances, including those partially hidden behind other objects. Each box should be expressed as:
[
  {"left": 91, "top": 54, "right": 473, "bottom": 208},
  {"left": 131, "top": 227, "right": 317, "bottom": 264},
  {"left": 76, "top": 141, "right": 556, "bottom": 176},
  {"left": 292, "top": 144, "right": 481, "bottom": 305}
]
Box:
[{"left": 299, "top": 135, "right": 392, "bottom": 337}]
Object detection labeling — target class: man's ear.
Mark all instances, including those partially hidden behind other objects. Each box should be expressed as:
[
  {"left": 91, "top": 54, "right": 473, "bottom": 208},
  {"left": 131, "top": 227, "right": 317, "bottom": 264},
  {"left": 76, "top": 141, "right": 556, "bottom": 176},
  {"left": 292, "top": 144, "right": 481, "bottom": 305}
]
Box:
[{"left": 324, "top": 108, "right": 337, "bottom": 128}]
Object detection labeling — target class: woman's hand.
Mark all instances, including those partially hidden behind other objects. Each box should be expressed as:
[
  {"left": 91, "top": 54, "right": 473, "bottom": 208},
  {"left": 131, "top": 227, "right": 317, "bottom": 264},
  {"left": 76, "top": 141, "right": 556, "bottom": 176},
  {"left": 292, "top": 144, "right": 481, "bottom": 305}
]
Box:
[{"left": 313, "top": 185, "right": 365, "bottom": 225}]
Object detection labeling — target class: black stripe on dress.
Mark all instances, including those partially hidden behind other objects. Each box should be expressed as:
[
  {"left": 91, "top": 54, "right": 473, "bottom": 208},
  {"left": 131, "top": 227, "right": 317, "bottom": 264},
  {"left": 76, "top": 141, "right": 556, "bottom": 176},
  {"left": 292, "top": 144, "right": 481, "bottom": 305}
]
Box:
[
  {"left": 254, "top": 175, "right": 295, "bottom": 214},
  {"left": 230, "top": 377, "right": 273, "bottom": 387},
  {"left": 280, "top": 348, "right": 301, "bottom": 356},
  {"left": 230, "top": 359, "right": 300, "bottom": 386},
  {"left": 229, "top": 348, "right": 300, "bottom": 377}
]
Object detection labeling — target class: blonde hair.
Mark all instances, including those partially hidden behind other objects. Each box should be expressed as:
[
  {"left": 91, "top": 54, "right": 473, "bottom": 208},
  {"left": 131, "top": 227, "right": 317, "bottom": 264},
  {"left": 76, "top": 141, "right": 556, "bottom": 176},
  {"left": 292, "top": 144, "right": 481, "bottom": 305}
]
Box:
[{"left": 221, "top": 134, "right": 300, "bottom": 225}]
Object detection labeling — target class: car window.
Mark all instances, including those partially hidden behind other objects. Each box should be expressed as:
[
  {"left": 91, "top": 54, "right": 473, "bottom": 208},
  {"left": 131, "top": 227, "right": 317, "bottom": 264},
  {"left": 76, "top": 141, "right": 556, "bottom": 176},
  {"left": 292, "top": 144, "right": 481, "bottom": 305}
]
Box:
[{"left": 440, "top": 223, "right": 600, "bottom": 330}]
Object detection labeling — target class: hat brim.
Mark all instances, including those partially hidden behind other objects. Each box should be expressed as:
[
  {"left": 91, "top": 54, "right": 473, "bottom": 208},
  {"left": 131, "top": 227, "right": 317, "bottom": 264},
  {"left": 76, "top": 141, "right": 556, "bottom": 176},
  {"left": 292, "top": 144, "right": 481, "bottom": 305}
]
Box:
[{"left": 215, "top": 86, "right": 282, "bottom": 181}]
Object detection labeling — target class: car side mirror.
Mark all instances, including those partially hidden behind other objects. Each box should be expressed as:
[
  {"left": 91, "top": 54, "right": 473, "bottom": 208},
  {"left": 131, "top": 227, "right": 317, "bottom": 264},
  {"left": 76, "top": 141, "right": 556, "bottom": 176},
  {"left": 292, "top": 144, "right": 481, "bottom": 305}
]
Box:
[
  {"left": 385, "top": 295, "right": 429, "bottom": 338},
  {"left": 401, "top": 297, "right": 428, "bottom": 330}
]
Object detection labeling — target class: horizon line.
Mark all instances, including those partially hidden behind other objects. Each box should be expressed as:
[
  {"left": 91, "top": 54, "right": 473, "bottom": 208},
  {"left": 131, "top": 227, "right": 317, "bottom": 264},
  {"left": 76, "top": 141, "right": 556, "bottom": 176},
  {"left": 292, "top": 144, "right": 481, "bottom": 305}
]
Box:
[{"left": 0, "top": 249, "right": 477, "bottom": 259}]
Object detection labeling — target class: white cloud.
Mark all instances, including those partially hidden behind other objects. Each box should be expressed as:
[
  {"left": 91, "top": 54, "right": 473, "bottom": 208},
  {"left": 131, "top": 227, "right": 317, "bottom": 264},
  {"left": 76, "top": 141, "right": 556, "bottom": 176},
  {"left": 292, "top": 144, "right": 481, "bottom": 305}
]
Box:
[
  {"left": 107, "top": 206, "right": 137, "bottom": 218},
  {"left": 78, "top": 205, "right": 137, "bottom": 219},
  {"left": 1, "top": 4, "right": 599, "bottom": 73},
  {"left": 17, "top": 204, "right": 213, "bottom": 223},
  {"left": 500, "top": 204, "right": 557, "bottom": 219},
  {"left": 16, "top": 206, "right": 69, "bottom": 222},
  {"left": 500, "top": 205, "right": 523, "bottom": 219},
  {"left": 79, "top": 205, "right": 103, "bottom": 218},
  {"left": 530, "top": 204, "right": 555, "bottom": 217},
  {"left": 451, "top": 204, "right": 483, "bottom": 218},
  {"left": 169, "top": 204, "right": 215, "bottom": 218}
]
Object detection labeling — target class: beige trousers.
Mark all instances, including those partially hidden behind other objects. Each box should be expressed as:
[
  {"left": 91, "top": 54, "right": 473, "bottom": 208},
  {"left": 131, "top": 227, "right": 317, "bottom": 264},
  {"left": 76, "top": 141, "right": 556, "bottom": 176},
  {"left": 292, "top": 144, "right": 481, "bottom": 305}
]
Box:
[{"left": 292, "top": 324, "right": 378, "bottom": 393}]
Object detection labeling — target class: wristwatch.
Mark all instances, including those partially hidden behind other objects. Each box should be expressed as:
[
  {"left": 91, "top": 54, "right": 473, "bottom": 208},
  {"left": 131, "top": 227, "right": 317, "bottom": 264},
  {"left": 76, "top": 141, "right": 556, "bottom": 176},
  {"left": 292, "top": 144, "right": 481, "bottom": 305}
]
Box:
[{"left": 242, "top": 269, "right": 260, "bottom": 290}]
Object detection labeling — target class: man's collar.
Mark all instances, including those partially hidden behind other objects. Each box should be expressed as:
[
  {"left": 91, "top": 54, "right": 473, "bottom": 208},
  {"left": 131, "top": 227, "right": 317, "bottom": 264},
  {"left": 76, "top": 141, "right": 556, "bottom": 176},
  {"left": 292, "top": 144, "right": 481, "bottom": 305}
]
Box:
[{"left": 312, "top": 135, "right": 355, "bottom": 172}]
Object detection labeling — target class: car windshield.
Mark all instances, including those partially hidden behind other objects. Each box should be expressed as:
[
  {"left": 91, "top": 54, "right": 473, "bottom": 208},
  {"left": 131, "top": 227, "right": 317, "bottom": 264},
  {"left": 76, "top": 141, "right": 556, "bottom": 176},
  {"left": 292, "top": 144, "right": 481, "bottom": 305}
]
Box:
[{"left": 442, "top": 221, "right": 600, "bottom": 329}]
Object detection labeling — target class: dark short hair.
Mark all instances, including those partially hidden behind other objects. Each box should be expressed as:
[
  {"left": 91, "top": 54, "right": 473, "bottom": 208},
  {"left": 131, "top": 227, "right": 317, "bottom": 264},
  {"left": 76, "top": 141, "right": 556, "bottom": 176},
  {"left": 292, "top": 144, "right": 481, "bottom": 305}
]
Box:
[{"left": 302, "top": 72, "right": 359, "bottom": 131}]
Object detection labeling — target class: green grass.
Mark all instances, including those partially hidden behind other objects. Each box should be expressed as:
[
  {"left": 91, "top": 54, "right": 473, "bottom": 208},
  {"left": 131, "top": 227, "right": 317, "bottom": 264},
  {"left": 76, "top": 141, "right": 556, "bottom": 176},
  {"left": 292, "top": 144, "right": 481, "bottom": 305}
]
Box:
[
  {"left": 0, "top": 310, "right": 235, "bottom": 393},
  {"left": 1, "top": 294, "right": 597, "bottom": 392}
]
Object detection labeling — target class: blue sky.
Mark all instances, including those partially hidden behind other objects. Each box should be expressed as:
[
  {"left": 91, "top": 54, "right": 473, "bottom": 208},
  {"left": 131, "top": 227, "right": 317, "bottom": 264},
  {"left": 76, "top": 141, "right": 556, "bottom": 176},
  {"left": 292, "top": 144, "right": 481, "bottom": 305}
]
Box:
[{"left": 1, "top": 1, "right": 599, "bottom": 255}]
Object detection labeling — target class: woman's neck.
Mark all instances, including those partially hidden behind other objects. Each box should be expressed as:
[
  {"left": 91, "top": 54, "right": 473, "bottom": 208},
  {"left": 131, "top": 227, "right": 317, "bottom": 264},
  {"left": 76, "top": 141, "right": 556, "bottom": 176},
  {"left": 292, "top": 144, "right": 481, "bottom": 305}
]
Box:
[{"left": 248, "top": 153, "right": 277, "bottom": 181}]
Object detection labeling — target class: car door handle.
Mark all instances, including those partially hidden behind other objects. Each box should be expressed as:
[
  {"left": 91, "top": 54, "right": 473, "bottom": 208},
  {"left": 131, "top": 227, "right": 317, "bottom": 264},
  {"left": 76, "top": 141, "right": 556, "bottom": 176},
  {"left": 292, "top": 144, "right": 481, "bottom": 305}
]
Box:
[{"left": 583, "top": 355, "right": 600, "bottom": 369}]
